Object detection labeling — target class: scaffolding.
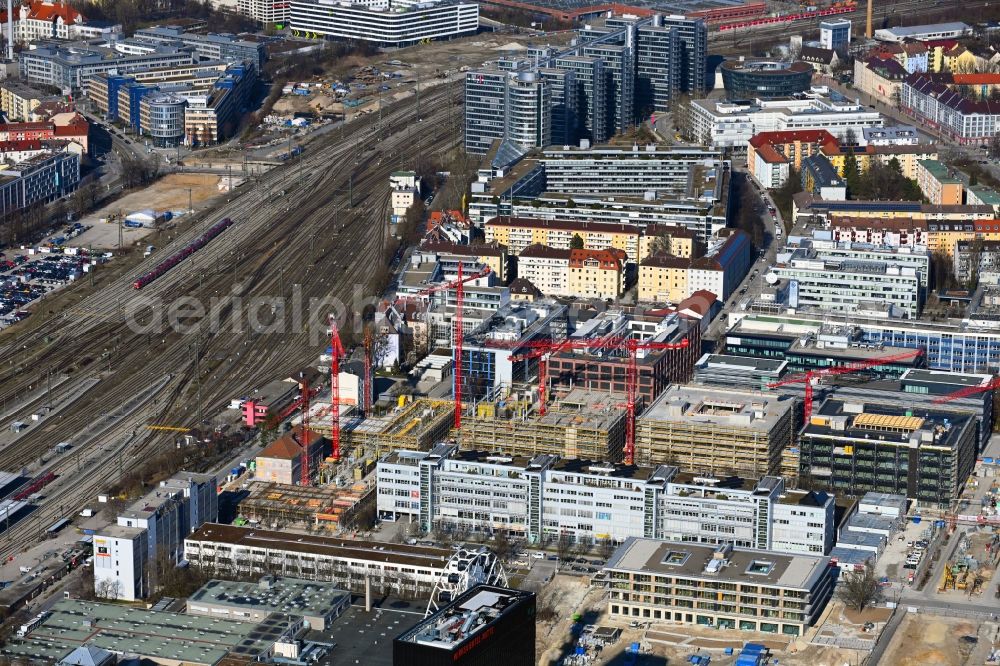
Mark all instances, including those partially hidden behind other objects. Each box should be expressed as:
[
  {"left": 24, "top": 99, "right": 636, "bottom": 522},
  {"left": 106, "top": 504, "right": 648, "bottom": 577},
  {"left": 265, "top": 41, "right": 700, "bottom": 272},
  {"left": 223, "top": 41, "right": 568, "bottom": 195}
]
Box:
[
  {"left": 461, "top": 389, "right": 627, "bottom": 461},
  {"left": 308, "top": 398, "right": 454, "bottom": 457},
  {"left": 240, "top": 480, "right": 374, "bottom": 530}
]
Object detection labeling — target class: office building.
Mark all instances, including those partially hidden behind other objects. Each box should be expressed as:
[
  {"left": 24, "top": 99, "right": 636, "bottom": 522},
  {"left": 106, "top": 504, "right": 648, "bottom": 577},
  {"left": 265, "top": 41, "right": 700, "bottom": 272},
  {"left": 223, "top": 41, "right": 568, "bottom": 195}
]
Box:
[
  {"left": 12, "top": 0, "right": 120, "bottom": 42},
  {"left": 0, "top": 151, "right": 80, "bottom": 222},
  {"left": 607, "top": 14, "right": 707, "bottom": 98},
  {"left": 604, "top": 539, "right": 834, "bottom": 636},
  {"left": 465, "top": 69, "right": 549, "bottom": 154},
  {"left": 94, "top": 472, "right": 217, "bottom": 600},
  {"left": 819, "top": 19, "right": 852, "bottom": 52},
  {"left": 377, "top": 444, "right": 835, "bottom": 553},
  {"left": 19, "top": 42, "right": 194, "bottom": 90},
  {"left": 133, "top": 26, "right": 267, "bottom": 70},
  {"left": 289, "top": 0, "right": 478, "bottom": 47},
  {"left": 693, "top": 354, "right": 789, "bottom": 391},
  {"left": 635, "top": 385, "right": 795, "bottom": 478},
  {"left": 238, "top": 0, "right": 290, "bottom": 24},
  {"left": 690, "top": 91, "right": 882, "bottom": 150},
  {"left": 93, "top": 526, "right": 148, "bottom": 601},
  {"left": 538, "top": 67, "right": 577, "bottom": 145},
  {"left": 800, "top": 398, "right": 977, "bottom": 507},
  {"left": 771, "top": 242, "right": 926, "bottom": 319},
  {"left": 581, "top": 42, "right": 634, "bottom": 135},
  {"left": 720, "top": 60, "right": 814, "bottom": 100},
  {"left": 554, "top": 55, "right": 610, "bottom": 142},
  {"left": 541, "top": 144, "right": 723, "bottom": 197},
  {"left": 184, "top": 523, "right": 457, "bottom": 598},
  {"left": 394, "top": 586, "right": 536, "bottom": 666}
]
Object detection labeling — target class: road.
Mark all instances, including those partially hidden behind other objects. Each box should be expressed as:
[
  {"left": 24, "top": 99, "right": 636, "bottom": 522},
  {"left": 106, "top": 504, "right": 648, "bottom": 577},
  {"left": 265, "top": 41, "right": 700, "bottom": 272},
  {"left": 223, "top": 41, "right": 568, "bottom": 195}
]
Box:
[{"left": 0, "top": 76, "right": 465, "bottom": 564}]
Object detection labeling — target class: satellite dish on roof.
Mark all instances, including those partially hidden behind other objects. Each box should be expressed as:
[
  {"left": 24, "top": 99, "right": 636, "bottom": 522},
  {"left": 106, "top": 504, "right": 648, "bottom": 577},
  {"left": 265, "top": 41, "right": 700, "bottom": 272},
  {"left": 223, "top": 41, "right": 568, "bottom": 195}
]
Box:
[{"left": 765, "top": 273, "right": 779, "bottom": 285}]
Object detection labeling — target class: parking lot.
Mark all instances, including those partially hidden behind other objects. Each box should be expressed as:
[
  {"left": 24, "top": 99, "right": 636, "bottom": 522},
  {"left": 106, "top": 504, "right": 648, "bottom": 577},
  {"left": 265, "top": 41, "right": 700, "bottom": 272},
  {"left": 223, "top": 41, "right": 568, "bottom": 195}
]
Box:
[
  {"left": 876, "top": 518, "right": 938, "bottom": 587},
  {"left": 0, "top": 241, "right": 98, "bottom": 330}
]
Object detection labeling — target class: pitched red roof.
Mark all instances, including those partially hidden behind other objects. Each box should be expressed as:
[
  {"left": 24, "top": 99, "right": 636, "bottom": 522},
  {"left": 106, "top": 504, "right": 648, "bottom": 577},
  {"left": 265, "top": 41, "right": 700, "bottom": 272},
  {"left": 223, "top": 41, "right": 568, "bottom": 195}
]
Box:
[
  {"left": 25, "top": 0, "right": 82, "bottom": 23},
  {"left": 569, "top": 247, "right": 626, "bottom": 271}
]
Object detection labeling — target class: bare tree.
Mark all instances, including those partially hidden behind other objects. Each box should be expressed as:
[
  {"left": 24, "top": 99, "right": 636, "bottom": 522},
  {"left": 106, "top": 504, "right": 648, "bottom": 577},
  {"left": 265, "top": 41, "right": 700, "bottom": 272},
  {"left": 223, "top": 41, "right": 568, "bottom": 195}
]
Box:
[
  {"left": 839, "top": 561, "right": 880, "bottom": 612},
  {"left": 95, "top": 577, "right": 122, "bottom": 600},
  {"left": 555, "top": 532, "right": 573, "bottom": 561},
  {"left": 597, "top": 538, "right": 615, "bottom": 561}
]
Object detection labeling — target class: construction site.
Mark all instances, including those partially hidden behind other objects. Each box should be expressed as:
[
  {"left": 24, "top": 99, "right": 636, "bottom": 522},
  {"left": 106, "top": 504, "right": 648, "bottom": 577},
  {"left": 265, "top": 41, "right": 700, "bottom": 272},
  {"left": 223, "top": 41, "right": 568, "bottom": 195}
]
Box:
[
  {"left": 461, "top": 388, "right": 627, "bottom": 461},
  {"left": 238, "top": 479, "right": 375, "bottom": 532},
  {"left": 307, "top": 396, "right": 455, "bottom": 457},
  {"left": 936, "top": 529, "right": 1000, "bottom": 599}
]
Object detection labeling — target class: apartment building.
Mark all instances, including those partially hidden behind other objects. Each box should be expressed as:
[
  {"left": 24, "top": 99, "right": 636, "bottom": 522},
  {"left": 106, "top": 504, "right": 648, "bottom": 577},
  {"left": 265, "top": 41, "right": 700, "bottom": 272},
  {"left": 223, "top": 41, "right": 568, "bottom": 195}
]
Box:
[
  {"left": 747, "top": 129, "right": 837, "bottom": 188},
  {"left": 485, "top": 217, "right": 696, "bottom": 265},
  {"left": 0, "top": 80, "right": 62, "bottom": 122},
  {"left": 635, "top": 385, "right": 795, "bottom": 478},
  {"left": 820, "top": 142, "right": 938, "bottom": 180},
  {"left": 916, "top": 158, "right": 964, "bottom": 205},
  {"left": 290, "top": 0, "right": 477, "bottom": 46},
  {"left": 377, "top": 444, "right": 835, "bottom": 553},
  {"left": 690, "top": 93, "right": 882, "bottom": 151},
  {"left": 853, "top": 56, "right": 908, "bottom": 103},
  {"left": 799, "top": 399, "right": 977, "bottom": 508},
  {"left": 901, "top": 73, "right": 1000, "bottom": 145},
  {"left": 604, "top": 539, "right": 834, "bottom": 636},
  {"left": 637, "top": 230, "right": 753, "bottom": 303}
]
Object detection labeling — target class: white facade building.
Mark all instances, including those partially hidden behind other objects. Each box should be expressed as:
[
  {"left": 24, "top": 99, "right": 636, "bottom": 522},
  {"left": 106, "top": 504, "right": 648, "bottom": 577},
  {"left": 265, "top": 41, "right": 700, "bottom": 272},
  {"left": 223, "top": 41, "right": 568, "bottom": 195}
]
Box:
[
  {"left": 376, "top": 444, "right": 836, "bottom": 554},
  {"left": 289, "top": 0, "right": 478, "bottom": 47},
  {"left": 690, "top": 92, "right": 882, "bottom": 151},
  {"left": 93, "top": 526, "right": 148, "bottom": 602}
]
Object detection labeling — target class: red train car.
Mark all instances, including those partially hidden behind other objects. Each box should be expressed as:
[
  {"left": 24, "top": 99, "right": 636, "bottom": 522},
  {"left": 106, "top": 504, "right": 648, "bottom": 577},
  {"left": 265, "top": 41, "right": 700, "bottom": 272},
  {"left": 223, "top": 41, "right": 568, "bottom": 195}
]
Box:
[{"left": 132, "top": 217, "right": 235, "bottom": 290}]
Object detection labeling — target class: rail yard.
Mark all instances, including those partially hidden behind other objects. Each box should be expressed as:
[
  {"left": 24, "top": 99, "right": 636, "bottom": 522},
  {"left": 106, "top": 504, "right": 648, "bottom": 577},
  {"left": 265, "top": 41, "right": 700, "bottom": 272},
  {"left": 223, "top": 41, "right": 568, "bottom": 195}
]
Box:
[{"left": 0, "top": 75, "right": 464, "bottom": 566}]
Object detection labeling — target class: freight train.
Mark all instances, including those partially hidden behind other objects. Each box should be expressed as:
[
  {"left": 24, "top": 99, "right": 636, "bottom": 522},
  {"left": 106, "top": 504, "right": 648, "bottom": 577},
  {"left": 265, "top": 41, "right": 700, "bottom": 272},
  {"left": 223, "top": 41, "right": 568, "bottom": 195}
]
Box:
[{"left": 132, "top": 217, "right": 234, "bottom": 290}]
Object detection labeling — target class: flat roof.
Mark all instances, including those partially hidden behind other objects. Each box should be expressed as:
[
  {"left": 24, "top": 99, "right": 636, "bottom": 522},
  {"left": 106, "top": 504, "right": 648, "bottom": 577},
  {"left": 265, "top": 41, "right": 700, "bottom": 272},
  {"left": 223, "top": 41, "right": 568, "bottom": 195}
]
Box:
[
  {"left": 188, "top": 577, "right": 349, "bottom": 619},
  {"left": 829, "top": 547, "right": 873, "bottom": 565},
  {"left": 900, "top": 368, "right": 993, "bottom": 388},
  {"left": 396, "top": 585, "right": 533, "bottom": 650},
  {"left": 605, "top": 538, "right": 830, "bottom": 591},
  {"left": 5, "top": 599, "right": 290, "bottom": 663},
  {"left": 836, "top": 531, "right": 885, "bottom": 548},
  {"left": 845, "top": 512, "right": 897, "bottom": 533},
  {"left": 187, "top": 523, "right": 454, "bottom": 569},
  {"left": 640, "top": 384, "right": 791, "bottom": 430},
  {"left": 695, "top": 353, "right": 787, "bottom": 373}
]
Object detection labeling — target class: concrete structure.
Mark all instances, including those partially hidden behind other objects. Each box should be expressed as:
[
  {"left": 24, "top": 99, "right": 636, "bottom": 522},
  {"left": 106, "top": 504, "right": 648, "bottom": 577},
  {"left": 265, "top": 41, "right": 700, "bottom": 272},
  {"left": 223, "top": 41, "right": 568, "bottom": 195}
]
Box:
[
  {"left": 635, "top": 385, "right": 796, "bottom": 478},
  {"left": 690, "top": 91, "right": 882, "bottom": 150},
  {"left": 916, "top": 158, "right": 964, "bottom": 205},
  {"left": 186, "top": 577, "right": 351, "bottom": 630},
  {"left": 720, "top": 60, "right": 814, "bottom": 100},
  {"left": 603, "top": 539, "right": 834, "bottom": 636},
  {"left": 290, "top": 0, "right": 478, "bottom": 47},
  {"left": 819, "top": 18, "right": 851, "bottom": 52},
  {"left": 394, "top": 586, "right": 536, "bottom": 666},
  {"left": 799, "top": 398, "right": 977, "bottom": 508},
  {"left": 184, "top": 523, "right": 457, "bottom": 597},
  {"left": 255, "top": 427, "right": 330, "bottom": 486},
  {"left": 378, "top": 445, "right": 835, "bottom": 553}
]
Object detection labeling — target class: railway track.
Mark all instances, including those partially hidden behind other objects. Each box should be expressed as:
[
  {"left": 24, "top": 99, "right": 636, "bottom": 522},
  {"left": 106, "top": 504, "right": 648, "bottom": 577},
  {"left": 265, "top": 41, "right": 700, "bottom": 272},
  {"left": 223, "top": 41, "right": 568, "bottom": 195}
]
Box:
[{"left": 0, "top": 78, "right": 463, "bottom": 556}]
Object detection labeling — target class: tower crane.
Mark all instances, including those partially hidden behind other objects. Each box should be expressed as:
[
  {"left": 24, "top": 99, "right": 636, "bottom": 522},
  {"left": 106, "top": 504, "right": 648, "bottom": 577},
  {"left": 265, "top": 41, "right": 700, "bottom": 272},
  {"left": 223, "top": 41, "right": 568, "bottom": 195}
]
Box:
[
  {"left": 767, "top": 348, "right": 925, "bottom": 422},
  {"left": 329, "top": 317, "right": 346, "bottom": 462},
  {"left": 509, "top": 335, "right": 691, "bottom": 465},
  {"left": 413, "top": 263, "right": 492, "bottom": 430},
  {"left": 931, "top": 376, "right": 1000, "bottom": 404}
]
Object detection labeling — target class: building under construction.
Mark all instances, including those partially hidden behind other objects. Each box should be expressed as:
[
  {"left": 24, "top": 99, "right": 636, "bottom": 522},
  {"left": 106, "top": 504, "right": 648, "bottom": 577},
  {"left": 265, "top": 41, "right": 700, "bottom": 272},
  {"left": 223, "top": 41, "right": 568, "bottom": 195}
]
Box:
[
  {"left": 308, "top": 397, "right": 454, "bottom": 457},
  {"left": 238, "top": 479, "right": 375, "bottom": 531},
  {"left": 461, "top": 388, "right": 627, "bottom": 461}
]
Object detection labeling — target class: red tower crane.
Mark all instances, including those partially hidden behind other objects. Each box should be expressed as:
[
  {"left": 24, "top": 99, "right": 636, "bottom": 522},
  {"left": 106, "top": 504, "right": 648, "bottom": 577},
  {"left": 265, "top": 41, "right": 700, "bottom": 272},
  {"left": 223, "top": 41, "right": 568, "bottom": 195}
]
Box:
[
  {"left": 932, "top": 376, "right": 1000, "bottom": 404},
  {"left": 363, "top": 327, "right": 373, "bottom": 416},
  {"left": 300, "top": 377, "right": 311, "bottom": 486},
  {"left": 413, "top": 263, "right": 492, "bottom": 430},
  {"left": 767, "top": 348, "right": 925, "bottom": 422},
  {"left": 329, "top": 317, "right": 346, "bottom": 462},
  {"left": 509, "top": 335, "right": 691, "bottom": 465}
]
